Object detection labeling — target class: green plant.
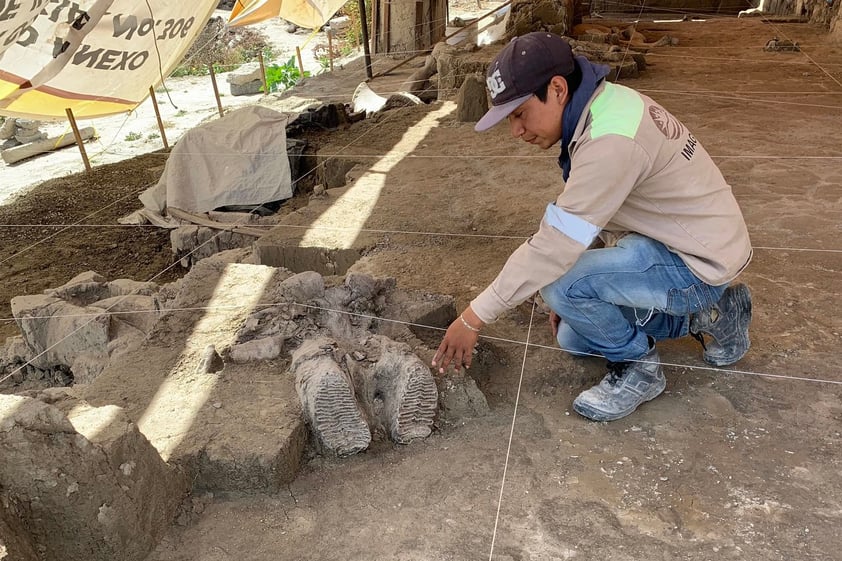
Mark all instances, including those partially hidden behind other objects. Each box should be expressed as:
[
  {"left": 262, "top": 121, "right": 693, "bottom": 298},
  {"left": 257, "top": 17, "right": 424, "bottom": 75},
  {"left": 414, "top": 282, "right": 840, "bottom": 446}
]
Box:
[
  {"left": 124, "top": 132, "right": 142, "bottom": 141},
  {"left": 146, "top": 132, "right": 161, "bottom": 140},
  {"left": 338, "top": 0, "right": 370, "bottom": 48},
  {"left": 170, "top": 16, "right": 275, "bottom": 78},
  {"left": 312, "top": 42, "right": 342, "bottom": 70},
  {"left": 262, "top": 57, "right": 310, "bottom": 93}
]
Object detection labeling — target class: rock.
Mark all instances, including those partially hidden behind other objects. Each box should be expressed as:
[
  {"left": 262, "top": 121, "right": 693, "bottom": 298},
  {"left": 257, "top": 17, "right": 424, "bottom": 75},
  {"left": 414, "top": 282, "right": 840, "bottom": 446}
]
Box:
[
  {"left": 506, "top": 0, "right": 572, "bottom": 38},
  {"left": 437, "top": 372, "right": 490, "bottom": 421},
  {"left": 228, "top": 336, "right": 284, "bottom": 363},
  {"left": 0, "top": 393, "right": 186, "bottom": 561},
  {"left": 607, "top": 60, "right": 640, "bottom": 81},
  {"left": 106, "top": 278, "right": 158, "bottom": 297},
  {"left": 434, "top": 43, "right": 488, "bottom": 101},
  {"left": 226, "top": 62, "right": 265, "bottom": 96},
  {"left": 764, "top": 37, "right": 800, "bottom": 52},
  {"left": 311, "top": 184, "right": 327, "bottom": 199},
  {"left": 95, "top": 294, "right": 160, "bottom": 335},
  {"left": 15, "top": 119, "right": 41, "bottom": 130},
  {"left": 230, "top": 79, "right": 264, "bottom": 96},
  {"left": 327, "top": 15, "right": 351, "bottom": 33},
  {"left": 456, "top": 73, "right": 489, "bottom": 123},
  {"left": 197, "top": 344, "right": 225, "bottom": 373},
  {"left": 43, "top": 270, "right": 108, "bottom": 306},
  {"left": 321, "top": 156, "right": 359, "bottom": 188},
  {"left": 279, "top": 270, "right": 325, "bottom": 302},
  {"left": 10, "top": 295, "right": 110, "bottom": 375},
  {"left": 14, "top": 130, "right": 47, "bottom": 144},
  {"left": 0, "top": 117, "right": 16, "bottom": 140}
]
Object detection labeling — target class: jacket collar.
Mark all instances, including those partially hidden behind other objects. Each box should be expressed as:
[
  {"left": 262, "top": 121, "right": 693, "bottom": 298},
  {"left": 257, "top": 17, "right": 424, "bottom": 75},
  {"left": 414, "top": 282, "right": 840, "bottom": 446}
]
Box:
[{"left": 557, "top": 56, "right": 611, "bottom": 181}]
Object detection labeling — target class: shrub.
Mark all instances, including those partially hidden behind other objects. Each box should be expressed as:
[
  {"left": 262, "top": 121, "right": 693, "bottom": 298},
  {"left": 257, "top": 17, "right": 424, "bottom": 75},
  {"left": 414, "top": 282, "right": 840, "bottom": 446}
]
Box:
[
  {"left": 171, "top": 16, "right": 276, "bottom": 77},
  {"left": 263, "top": 57, "right": 311, "bottom": 92}
]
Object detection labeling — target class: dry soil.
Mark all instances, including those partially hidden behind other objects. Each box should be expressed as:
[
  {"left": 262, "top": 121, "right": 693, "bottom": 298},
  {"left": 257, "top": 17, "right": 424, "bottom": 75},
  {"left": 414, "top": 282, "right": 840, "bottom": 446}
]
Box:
[{"left": 2, "top": 13, "right": 842, "bottom": 561}]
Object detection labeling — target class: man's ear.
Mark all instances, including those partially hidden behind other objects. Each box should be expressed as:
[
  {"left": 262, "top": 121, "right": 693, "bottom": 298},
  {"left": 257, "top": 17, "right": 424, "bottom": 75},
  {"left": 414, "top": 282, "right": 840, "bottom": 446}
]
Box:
[{"left": 549, "top": 75, "right": 570, "bottom": 104}]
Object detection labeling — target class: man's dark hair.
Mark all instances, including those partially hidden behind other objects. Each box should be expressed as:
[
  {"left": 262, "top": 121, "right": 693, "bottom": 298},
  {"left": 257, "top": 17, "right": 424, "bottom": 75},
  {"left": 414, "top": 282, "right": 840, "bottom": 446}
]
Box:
[{"left": 533, "top": 63, "right": 583, "bottom": 102}]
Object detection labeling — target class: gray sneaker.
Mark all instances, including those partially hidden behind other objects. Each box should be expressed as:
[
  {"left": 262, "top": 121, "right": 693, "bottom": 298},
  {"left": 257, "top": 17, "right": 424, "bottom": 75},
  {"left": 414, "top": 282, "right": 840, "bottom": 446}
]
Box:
[
  {"left": 572, "top": 345, "right": 666, "bottom": 422},
  {"left": 690, "top": 283, "right": 752, "bottom": 367}
]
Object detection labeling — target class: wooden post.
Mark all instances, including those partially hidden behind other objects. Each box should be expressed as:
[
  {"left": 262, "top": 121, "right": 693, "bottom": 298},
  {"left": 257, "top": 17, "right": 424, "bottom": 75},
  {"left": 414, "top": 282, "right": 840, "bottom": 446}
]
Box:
[
  {"left": 358, "top": 0, "right": 373, "bottom": 79},
  {"left": 64, "top": 107, "right": 91, "bottom": 172},
  {"left": 327, "top": 29, "right": 335, "bottom": 71},
  {"left": 148, "top": 86, "right": 169, "bottom": 149},
  {"left": 295, "top": 46, "right": 305, "bottom": 76},
  {"left": 371, "top": 0, "right": 379, "bottom": 54},
  {"left": 208, "top": 64, "right": 224, "bottom": 117},
  {"left": 258, "top": 51, "right": 269, "bottom": 93},
  {"left": 371, "top": 0, "right": 514, "bottom": 79}
]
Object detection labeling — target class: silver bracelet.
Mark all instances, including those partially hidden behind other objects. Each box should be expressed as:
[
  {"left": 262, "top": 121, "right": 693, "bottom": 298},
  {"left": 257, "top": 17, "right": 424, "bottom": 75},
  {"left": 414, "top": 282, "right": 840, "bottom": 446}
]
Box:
[{"left": 459, "top": 314, "right": 480, "bottom": 332}]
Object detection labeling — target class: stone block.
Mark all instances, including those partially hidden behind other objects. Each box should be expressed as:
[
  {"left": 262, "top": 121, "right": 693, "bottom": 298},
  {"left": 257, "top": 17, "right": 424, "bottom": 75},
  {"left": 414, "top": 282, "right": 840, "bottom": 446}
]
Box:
[
  {"left": 229, "top": 79, "right": 264, "bottom": 96},
  {"left": 10, "top": 295, "right": 110, "bottom": 373},
  {"left": 0, "top": 393, "right": 186, "bottom": 561},
  {"left": 456, "top": 73, "right": 489, "bottom": 123},
  {"left": 226, "top": 61, "right": 262, "bottom": 86},
  {"left": 227, "top": 62, "right": 264, "bottom": 96}
]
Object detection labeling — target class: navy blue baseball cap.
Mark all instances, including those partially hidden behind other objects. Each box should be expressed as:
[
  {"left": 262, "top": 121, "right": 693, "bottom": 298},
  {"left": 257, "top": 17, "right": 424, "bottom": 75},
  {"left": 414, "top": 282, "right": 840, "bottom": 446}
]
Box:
[{"left": 475, "top": 32, "right": 576, "bottom": 132}]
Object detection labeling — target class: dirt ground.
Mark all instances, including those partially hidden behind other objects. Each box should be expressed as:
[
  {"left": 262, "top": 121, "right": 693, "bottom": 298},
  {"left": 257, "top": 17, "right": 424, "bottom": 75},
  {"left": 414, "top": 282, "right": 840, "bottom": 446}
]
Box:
[{"left": 3, "top": 13, "right": 842, "bottom": 561}]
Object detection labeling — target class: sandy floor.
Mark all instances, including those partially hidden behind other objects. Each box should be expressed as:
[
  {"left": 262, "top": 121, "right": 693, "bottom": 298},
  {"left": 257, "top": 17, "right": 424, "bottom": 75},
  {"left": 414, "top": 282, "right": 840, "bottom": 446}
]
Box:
[{"left": 2, "top": 10, "right": 842, "bottom": 561}]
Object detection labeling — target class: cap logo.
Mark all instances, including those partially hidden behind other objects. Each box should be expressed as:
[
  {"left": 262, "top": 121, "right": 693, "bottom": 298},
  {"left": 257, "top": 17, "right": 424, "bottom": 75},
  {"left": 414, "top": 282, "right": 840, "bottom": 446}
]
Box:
[{"left": 487, "top": 68, "right": 506, "bottom": 99}]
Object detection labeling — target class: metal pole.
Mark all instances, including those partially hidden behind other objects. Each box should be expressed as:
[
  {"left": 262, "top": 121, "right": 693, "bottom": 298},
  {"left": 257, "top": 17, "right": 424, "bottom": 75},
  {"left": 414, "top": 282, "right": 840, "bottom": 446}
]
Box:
[
  {"left": 358, "top": 0, "right": 373, "bottom": 79},
  {"left": 148, "top": 86, "right": 169, "bottom": 149},
  {"left": 64, "top": 107, "right": 91, "bottom": 172}
]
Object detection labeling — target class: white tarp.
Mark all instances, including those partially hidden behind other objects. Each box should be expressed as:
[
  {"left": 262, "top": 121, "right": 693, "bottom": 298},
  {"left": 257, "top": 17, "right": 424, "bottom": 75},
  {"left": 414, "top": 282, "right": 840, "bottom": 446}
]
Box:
[
  {"left": 0, "top": 0, "right": 218, "bottom": 119},
  {"left": 139, "top": 106, "right": 293, "bottom": 216}
]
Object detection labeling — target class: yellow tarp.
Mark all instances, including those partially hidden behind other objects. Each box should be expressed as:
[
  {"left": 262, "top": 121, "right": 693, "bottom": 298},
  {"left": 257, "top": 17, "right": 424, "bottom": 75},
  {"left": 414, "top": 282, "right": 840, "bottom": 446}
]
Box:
[
  {"left": 228, "top": 0, "right": 347, "bottom": 30},
  {"left": 0, "top": 0, "right": 218, "bottom": 119}
]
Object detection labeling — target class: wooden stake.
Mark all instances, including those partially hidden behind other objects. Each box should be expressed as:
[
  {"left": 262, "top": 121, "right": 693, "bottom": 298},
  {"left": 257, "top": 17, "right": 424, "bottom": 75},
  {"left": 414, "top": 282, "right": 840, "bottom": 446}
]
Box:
[
  {"left": 64, "top": 107, "right": 91, "bottom": 172},
  {"left": 295, "top": 46, "right": 305, "bottom": 76},
  {"left": 327, "top": 29, "right": 335, "bottom": 72},
  {"left": 258, "top": 51, "right": 269, "bottom": 94},
  {"left": 358, "top": 0, "right": 373, "bottom": 79},
  {"left": 208, "top": 64, "right": 224, "bottom": 117},
  {"left": 148, "top": 86, "right": 169, "bottom": 149},
  {"left": 371, "top": 0, "right": 379, "bottom": 54}
]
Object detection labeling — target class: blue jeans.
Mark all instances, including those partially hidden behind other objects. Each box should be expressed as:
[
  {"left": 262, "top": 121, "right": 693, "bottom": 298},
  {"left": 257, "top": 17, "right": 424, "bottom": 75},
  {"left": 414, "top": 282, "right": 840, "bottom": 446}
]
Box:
[{"left": 539, "top": 234, "right": 726, "bottom": 363}]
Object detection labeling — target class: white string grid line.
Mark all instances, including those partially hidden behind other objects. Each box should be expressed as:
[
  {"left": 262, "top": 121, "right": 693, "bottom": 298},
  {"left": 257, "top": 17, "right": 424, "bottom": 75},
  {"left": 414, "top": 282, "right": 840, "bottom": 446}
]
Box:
[
  {"left": 62, "top": 10, "right": 842, "bottom": 160},
  {"left": 0, "top": 36, "right": 833, "bottom": 354},
  {"left": 34, "top": 0, "right": 838, "bottom": 140},
  {"left": 3, "top": 300, "right": 840, "bottom": 387},
  {"left": 488, "top": 300, "right": 536, "bottom": 561},
  {"left": 3, "top": 8, "right": 840, "bottom": 370},
  {"left": 2, "top": 13, "right": 841, "bottom": 553},
  {"left": 73, "top": 86, "right": 842, "bottom": 161},
  {"left": 50, "top": 152, "right": 842, "bottom": 161},
  {"left": 59, "top": 14, "right": 842, "bottom": 160},
  {"left": 0, "top": 104, "right": 412, "bottom": 385}
]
